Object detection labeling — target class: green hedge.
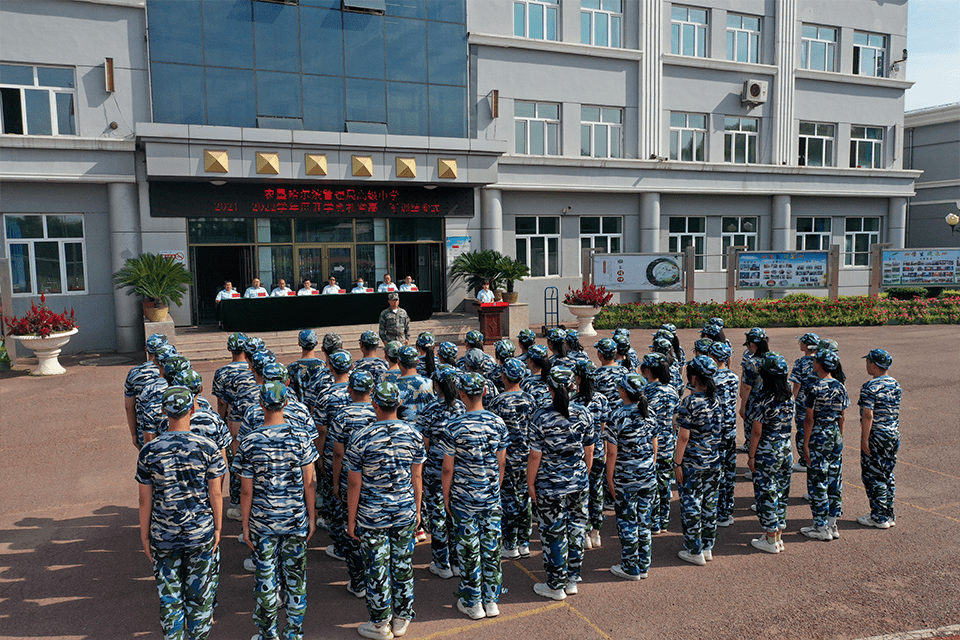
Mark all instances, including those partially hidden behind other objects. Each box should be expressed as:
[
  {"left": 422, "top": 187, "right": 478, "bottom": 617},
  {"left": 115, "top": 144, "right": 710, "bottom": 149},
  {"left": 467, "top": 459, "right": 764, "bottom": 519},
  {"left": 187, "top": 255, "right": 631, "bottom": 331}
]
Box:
[{"left": 595, "top": 294, "right": 960, "bottom": 329}]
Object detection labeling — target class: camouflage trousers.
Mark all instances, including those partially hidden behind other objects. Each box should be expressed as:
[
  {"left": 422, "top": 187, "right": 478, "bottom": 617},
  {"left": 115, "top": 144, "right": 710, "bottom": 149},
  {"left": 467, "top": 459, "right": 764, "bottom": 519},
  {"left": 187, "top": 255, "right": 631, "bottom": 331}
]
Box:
[
  {"left": 423, "top": 472, "right": 457, "bottom": 570},
  {"left": 151, "top": 540, "right": 218, "bottom": 640},
  {"left": 226, "top": 447, "right": 241, "bottom": 506},
  {"left": 501, "top": 466, "right": 532, "bottom": 550},
  {"left": 536, "top": 490, "right": 588, "bottom": 591},
  {"left": 806, "top": 423, "right": 843, "bottom": 528},
  {"left": 451, "top": 505, "right": 503, "bottom": 607},
  {"left": 317, "top": 464, "right": 336, "bottom": 532},
  {"left": 677, "top": 466, "right": 720, "bottom": 555},
  {"left": 587, "top": 458, "right": 606, "bottom": 531},
  {"left": 716, "top": 435, "right": 737, "bottom": 521},
  {"left": 359, "top": 522, "right": 416, "bottom": 623},
  {"left": 752, "top": 439, "right": 792, "bottom": 532},
  {"left": 861, "top": 429, "right": 899, "bottom": 524},
  {"left": 331, "top": 492, "right": 367, "bottom": 593},
  {"left": 795, "top": 405, "right": 806, "bottom": 461},
  {"left": 651, "top": 455, "right": 674, "bottom": 532},
  {"left": 250, "top": 532, "right": 307, "bottom": 640},
  {"left": 614, "top": 485, "right": 654, "bottom": 576}
]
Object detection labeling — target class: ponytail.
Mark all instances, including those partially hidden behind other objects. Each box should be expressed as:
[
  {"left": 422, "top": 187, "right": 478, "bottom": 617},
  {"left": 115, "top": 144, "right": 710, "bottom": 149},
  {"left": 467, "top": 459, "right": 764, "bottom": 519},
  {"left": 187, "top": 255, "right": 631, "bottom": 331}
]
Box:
[
  {"left": 574, "top": 375, "right": 594, "bottom": 405},
  {"left": 832, "top": 360, "right": 846, "bottom": 385},
  {"left": 759, "top": 368, "right": 792, "bottom": 403},
  {"left": 641, "top": 362, "right": 671, "bottom": 385},
  {"left": 437, "top": 375, "right": 458, "bottom": 409},
  {"left": 424, "top": 345, "right": 436, "bottom": 377},
  {"left": 755, "top": 338, "right": 770, "bottom": 357},
  {"left": 552, "top": 385, "right": 570, "bottom": 418},
  {"left": 670, "top": 334, "right": 682, "bottom": 361},
  {"left": 687, "top": 368, "right": 716, "bottom": 402},
  {"left": 540, "top": 358, "right": 552, "bottom": 383}
]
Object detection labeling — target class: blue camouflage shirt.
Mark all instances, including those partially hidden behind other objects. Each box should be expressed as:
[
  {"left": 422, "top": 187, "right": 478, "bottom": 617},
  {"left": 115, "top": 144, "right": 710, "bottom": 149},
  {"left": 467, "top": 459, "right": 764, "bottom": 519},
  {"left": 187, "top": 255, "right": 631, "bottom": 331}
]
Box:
[
  {"left": 520, "top": 376, "right": 552, "bottom": 409},
  {"left": 620, "top": 347, "right": 641, "bottom": 372},
  {"left": 789, "top": 356, "right": 817, "bottom": 414},
  {"left": 136, "top": 431, "right": 226, "bottom": 550},
  {"left": 594, "top": 365, "right": 627, "bottom": 410},
  {"left": 416, "top": 398, "right": 466, "bottom": 481},
  {"left": 529, "top": 405, "right": 597, "bottom": 498},
  {"left": 457, "top": 352, "right": 496, "bottom": 377},
  {"left": 344, "top": 420, "right": 426, "bottom": 530},
  {"left": 442, "top": 410, "right": 508, "bottom": 514},
  {"left": 669, "top": 361, "right": 684, "bottom": 395},
  {"left": 125, "top": 361, "right": 160, "bottom": 398},
  {"left": 486, "top": 390, "right": 536, "bottom": 471},
  {"left": 573, "top": 392, "right": 610, "bottom": 458},
  {"left": 212, "top": 361, "right": 247, "bottom": 405},
  {"left": 753, "top": 393, "right": 795, "bottom": 443},
  {"left": 227, "top": 369, "right": 260, "bottom": 423},
  {"left": 379, "top": 369, "right": 402, "bottom": 385},
  {"left": 643, "top": 381, "right": 680, "bottom": 459},
  {"left": 858, "top": 375, "right": 901, "bottom": 432},
  {"left": 354, "top": 357, "right": 389, "bottom": 380},
  {"left": 314, "top": 383, "right": 352, "bottom": 472},
  {"left": 233, "top": 423, "right": 319, "bottom": 537},
  {"left": 238, "top": 398, "right": 319, "bottom": 445},
  {"left": 288, "top": 358, "right": 332, "bottom": 410},
  {"left": 154, "top": 408, "right": 233, "bottom": 451},
  {"left": 676, "top": 392, "right": 723, "bottom": 469},
  {"left": 396, "top": 374, "right": 434, "bottom": 424},
  {"left": 136, "top": 379, "right": 169, "bottom": 447},
  {"left": 713, "top": 368, "right": 740, "bottom": 440},
  {"left": 329, "top": 402, "right": 377, "bottom": 500},
  {"left": 806, "top": 377, "right": 850, "bottom": 428},
  {"left": 604, "top": 403, "right": 658, "bottom": 492}
]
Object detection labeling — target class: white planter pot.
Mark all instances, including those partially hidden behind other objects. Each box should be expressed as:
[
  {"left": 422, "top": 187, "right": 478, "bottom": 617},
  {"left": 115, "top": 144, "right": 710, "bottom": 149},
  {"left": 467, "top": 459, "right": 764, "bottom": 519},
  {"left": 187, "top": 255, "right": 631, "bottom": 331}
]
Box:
[
  {"left": 11, "top": 327, "right": 78, "bottom": 375},
  {"left": 564, "top": 304, "right": 601, "bottom": 337}
]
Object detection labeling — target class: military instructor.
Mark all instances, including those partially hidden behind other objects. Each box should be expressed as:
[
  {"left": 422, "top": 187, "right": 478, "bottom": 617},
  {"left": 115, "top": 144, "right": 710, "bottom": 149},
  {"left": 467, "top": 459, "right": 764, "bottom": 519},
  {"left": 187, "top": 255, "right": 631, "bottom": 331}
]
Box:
[{"left": 379, "top": 292, "right": 410, "bottom": 344}]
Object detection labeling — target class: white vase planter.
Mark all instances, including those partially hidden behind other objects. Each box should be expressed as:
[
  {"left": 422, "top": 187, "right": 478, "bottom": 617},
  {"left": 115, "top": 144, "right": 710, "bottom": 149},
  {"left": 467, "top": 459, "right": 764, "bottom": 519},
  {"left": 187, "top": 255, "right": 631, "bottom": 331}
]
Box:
[
  {"left": 564, "top": 304, "right": 601, "bottom": 337},
  {"left": 11, "top": 327, "right": 78, "bottom": 375}
]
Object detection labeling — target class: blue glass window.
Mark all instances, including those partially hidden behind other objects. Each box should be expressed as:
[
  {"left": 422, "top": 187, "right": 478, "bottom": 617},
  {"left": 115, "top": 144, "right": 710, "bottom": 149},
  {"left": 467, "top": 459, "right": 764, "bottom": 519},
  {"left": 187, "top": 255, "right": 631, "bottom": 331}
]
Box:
[
  {"left": 302, "top": 74, "right": 345, "bottom": 132},
  {"left": 427, "top": 21, "right": 466, "bottom": 86},
  {"left": 387, "top": 0, "right": 426, "bottom": 19},
  {"left": 0, "top": 64, "right": 34, "bottom": 85},
  {"left": 343, "top": 12, "right": 385, "bottom": 80},
  {"left": 345, "top": 78, "right": 386, "bottom": 123},
  {"left": 301, "top": 7, "right": 344, "bottom": 76},
  {"left": 253, "top": 1, "right": 301, "bottom": 73},
  {"left": 202, "top": 0, "right": 254, "bottom": 69},
  {"left": 386, "top": 17, "right": 428, "bottom": 83},
  {"left": 148, "top": 1, "right": 202, "bottom": 65},
  {"left": 427, "top": 0, "right": 465, "bottom": 23},
  {"left": 152, "top": 63, "right": 205, "bottom": 125},
  {"left": 387, "top": 81, "right": 427, "bottom": 135},
  {"left": 205, "top": 67, "right": 256, "bottom": 128},
  {"left": 300, "top": 0, "right": 341, "bottom": 7},
  {"left": 429, "top": 84, "right": 465, "bottom": 138},
  {"left": 257, "top": 71, "right": 301, "bottom": 118}
]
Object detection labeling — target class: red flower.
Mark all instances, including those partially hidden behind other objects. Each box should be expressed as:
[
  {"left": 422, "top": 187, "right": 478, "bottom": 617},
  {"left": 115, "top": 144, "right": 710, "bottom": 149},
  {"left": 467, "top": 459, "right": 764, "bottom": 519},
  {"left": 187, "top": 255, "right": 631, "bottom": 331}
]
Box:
[{"left": 3, "top": 295, "right": 77, "bottom": 337}]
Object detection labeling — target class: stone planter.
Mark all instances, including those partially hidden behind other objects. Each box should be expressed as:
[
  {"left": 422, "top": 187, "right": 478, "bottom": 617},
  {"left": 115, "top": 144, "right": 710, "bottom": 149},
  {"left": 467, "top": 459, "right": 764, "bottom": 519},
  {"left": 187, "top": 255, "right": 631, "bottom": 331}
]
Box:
[
  {"left": 142, "top": 301, "right": 170, "bottom": 323},
  {"left": 502, "top": 291, "right": 519, "bottom": 304},
  {"left": 10, "top": 327, "right": 78, "bottom": 375},
  {"left": 564, "top": 304, "right": 601, "bottom": 337}
]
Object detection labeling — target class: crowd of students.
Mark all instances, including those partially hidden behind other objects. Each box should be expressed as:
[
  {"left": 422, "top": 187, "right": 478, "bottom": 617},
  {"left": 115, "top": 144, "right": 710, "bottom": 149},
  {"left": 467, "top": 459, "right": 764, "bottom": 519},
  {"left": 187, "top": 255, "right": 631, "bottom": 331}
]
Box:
[{"left": 127, "top": 319, "right": 902, "bottom": 640}]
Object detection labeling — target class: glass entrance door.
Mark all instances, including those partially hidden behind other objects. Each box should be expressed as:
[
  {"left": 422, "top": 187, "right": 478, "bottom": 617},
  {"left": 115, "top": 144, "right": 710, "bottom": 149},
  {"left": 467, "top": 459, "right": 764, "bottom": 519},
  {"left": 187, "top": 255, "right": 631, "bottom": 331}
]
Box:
[
  {"left": 326, "top": 246, "right": 352, "bottom": 291},
  {"left": 295, "top": 246, "right": 353, "bottom": 292}
]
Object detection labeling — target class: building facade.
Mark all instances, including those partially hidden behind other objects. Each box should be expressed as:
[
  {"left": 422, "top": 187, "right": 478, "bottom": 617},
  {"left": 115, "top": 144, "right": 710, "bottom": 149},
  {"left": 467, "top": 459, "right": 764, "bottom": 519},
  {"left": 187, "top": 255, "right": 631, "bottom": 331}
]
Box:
[
  {"left": 903, "top": 103, "right": 960, "bottom": 248},
  {"left": 1, "top": 0, "right": 917, "bottom": 353}
]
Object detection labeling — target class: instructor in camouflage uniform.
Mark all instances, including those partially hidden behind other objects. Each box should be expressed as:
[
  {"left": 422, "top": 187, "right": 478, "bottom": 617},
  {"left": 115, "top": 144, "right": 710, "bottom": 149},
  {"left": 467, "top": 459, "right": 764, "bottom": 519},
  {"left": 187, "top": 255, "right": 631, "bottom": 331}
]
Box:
[{"left": 379, "top": 292, "right": 410, "bottom": 344}]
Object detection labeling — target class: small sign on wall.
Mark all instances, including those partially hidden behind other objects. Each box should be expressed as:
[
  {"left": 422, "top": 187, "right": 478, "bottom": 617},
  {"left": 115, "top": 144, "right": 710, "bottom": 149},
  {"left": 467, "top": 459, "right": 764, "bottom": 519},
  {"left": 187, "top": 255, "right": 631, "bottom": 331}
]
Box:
[
  {"left": 160, "top": 251, "right": 186, "bottom": 265},
  {"left": 446, "top": 236, "right": 471, "bottom": 267}
]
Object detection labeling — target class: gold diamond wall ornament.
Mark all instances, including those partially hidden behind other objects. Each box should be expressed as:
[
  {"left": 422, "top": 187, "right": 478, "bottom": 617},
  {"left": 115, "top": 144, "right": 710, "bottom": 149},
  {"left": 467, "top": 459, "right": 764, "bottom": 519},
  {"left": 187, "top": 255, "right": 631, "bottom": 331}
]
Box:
[
  {"left": 305, "top": 154, "right": 328, "bottom": 176},
  {"left": 438, "top": 158, "right": 458, "bottom": 179},
  {"left": 204, "top": 150, "right": 229, "bottom": 173},
  {"left": 396, "top": 157, "right": 416, "bottom": 178},
  {"left": 256, "top": 152, "right": 280, "bottom": 175},
  {"left": 352, "top": 155, "right": 373, "bottom": 177}
]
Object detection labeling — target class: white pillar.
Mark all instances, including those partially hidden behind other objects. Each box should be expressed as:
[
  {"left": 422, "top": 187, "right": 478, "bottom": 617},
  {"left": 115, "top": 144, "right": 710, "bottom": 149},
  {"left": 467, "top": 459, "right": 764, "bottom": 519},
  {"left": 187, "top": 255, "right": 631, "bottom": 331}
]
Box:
[
  {"left": 108, "top": 182, "right": 143, "bottom": 353},
  {"left": 480, "top": 187, "right": 503, "bottom": 253},
  {"left": 771, "top": 194, "right": 791, "bottom": 251},
  {"left": 888, "top": 197, "right": 907, "bottom": 248},
  {"left": 639, "top": 192, "right": 660, "bottom": 302}
]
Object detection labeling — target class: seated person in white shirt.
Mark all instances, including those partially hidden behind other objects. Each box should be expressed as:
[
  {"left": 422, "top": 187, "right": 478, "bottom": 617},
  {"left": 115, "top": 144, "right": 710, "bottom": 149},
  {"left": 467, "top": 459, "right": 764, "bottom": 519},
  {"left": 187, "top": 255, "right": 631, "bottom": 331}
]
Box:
[
  {"left": 351, "top": 277, "right": 370, "bottom": 293},
  {"left": 477, "top": 279, "right": 496, "bottom": 303},
  {"left": 377, "top": 274, "right": 398, "bottom": 293},
  {"left": 321, "top": 276, "right": 342, "bottom": 295},
  {"left": 399, "top": 275, "right": 417, "bottom": 291},
  {"left": 215, "top": 280, "right": 239, "bottom": 303},
  {"left": 297, "top": 279, "right": 317, "bottom": 296},
  {"left": 270, "top": 278, "right": 293, "bottom": 297},
  {"left": 244, "top": 278, "right": 268, "bottom": 298}
]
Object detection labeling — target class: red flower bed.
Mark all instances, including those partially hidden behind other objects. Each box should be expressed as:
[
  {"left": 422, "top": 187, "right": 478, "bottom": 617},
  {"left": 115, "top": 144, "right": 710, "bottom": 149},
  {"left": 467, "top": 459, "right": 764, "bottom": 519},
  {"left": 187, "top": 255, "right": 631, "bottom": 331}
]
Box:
[{"left": 4, "top": 294, "right": 78, "bottom": 338}]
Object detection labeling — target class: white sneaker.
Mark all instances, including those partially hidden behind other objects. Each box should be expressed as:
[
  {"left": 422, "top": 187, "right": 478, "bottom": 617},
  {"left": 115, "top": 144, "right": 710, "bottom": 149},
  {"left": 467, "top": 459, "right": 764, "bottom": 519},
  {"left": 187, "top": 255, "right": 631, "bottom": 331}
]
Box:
[
  {"left": 564, "top": 580, "right": 578, "bottom": 595},
  {"left": 238, "top": 532, "right": 245, "bottom": 544},
  {"left": 830, "top": 524, "right": 840, "bottom": 540},
  {"left": 717, "top": 516, "right": 734, "bottom": 527},
  {"left": 678, "top": 549, "right": 706, "bottom": 566},
  {"left": 316, "top": 517, "right": 329, "bottom": 530},
  {"left": 533, "top": 582, "right": 567, "bottom": 601},
  {"left": 243, "top": 557, "right": 256, "bottom": 572},
  {"left": 776, "top": 539, "right": 785, "bottom": 552},
  {"left": 792, "top": 462, "right": 807, "bottom": 472},
  {"left": 702, "top": 549, "right": 713, "bottom": 562},
  {"left": 451, "top": 565, "right": 461, "bottom": 577},
  {"left": 800, "top": 525, "right": 833, "bottom": 541},
  {"left": 736, "top": 443, "right": 749, "bottom": 453},
  {"left": 357, "top": 620, "right": 393, "bottom": 639},
  {"left": 326, "top": 545, "right": 345, "bottom": 561},
  {"left": 749, "top": 503, "right": 757, "bottom": 512},
  {"left": 501, "top": 545, "right": 520, "bottom": 559},
  {"left": 589, "top": 530, "right": 602, "bottom": 548},
  {"left": 483, "top": 602, "right": 500, "bottom": 618},
  {"left": 889, "top": 518, "right": 896, "bottom": 527},
  {"left": 391, "top": 617, "right": 410, "bottom": 637},
  {"left": 802, "top": 492, "right": 811, "bottom": 502},
  {"left": 346, "top": 583, "right": 366, "bottom": 599},
  {"left": 518, "top": 544, "right": 531, "bottom": 558},
  {"left": 583, "top": 534, "right": 593, "bottom": 550},
  {"left": 744, "top": 470, "right": 754, "bottom": 481},
  {"left": 457, "top": 599, "right": 485, "bottom": 619},
  {"left": 415, "top": 529, "right": 427, "bottom": 543},
  {"left": 428, "top": 562, "right": 453, "bottom": 579},
  {"left": 226, "top": 506, "right": 242, "bottom": 521},
  {"left": 610, "top": 564, "right": 644, "bottom": 581},
  {"left": 750, "top": 536, "right": 780, "bottom": 554},
  {"left": 857, "top": 514, "right": 891, "bottom": 529}
]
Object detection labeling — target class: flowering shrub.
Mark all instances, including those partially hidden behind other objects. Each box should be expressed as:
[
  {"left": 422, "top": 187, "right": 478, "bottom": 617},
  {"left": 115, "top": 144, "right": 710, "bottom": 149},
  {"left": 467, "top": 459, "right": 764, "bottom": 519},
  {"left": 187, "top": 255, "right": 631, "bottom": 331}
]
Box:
[
  {"left": 3, "top": 294, "right": 78, "bottom": 338},
  {"left": 595, "top": 295, "right": 960, "bottom": 329},
  {"left": 564, "top": 282, "right": 614, "bottom": 308}
]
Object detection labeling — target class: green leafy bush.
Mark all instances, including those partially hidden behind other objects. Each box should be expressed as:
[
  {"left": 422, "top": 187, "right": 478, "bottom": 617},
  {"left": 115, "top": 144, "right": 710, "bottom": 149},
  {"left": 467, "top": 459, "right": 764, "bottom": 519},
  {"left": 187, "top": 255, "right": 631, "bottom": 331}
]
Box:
[
  {"left": 939, "top": 289, "right": 960, "bottom": 299},
  {"left": 884, "top": 286, "right": 928, "bottom": 300}
]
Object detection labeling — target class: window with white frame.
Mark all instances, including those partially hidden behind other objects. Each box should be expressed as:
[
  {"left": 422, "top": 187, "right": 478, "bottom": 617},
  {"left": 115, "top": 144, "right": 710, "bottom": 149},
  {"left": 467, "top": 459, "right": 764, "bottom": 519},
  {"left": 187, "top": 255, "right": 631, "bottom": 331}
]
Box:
[
  {"left": 721, "top": 216, "right": 757, "bottom": 269},
  {"left": 515, "top": 101, "right": 561, "bottom": 156},
  {"left": 850, "top": 126, "right": 883, "bottom": 168},
  {"left": 670, "top": 113, "right": 707, "bottom": 161},
  {"left": 796, "top": 217, "right": 832, "bottom": 251},
  {"left": 853, "top": 32, "right": 886, "bottom": 77},
  {"left": 671, "top": 6, "right": 708, "bottom": 58},
  {"left": 668, "top": 216, "right": 705, "bottom": 270},
  {"left": 724, "top": 117, "right": 759, "bottom": 164},
  {"left": 516, "top": 216, "right": 561, "bottom": 277},
  {"left": 581, "top": 0, "right": 622, "bottom": 47},
  {"left": 844, "top": 217, "right": 880, "bottom": 266},
  {"left": 726, "top": 14, "right": 761, "bottom": 63},
  {"left": 514, "top": 0, "right": 559, "bottom": 41},
  {"left": 580, "top": 216, "right": 622, "bottom": 254},
  {"left": 0, "top": 64, "right": 76, "bottom": 136},
  {"left": 4, "top": 214, "right": 86, "bottom": 295},
  {"left": 581, "top": 106, "right": 623, "bottom": 158},
  {"left": 800, "top": 25, "right": 837, "bottom": 72},
  {"left": 798, "top": 122, "right": 835, "bottom": 167}
]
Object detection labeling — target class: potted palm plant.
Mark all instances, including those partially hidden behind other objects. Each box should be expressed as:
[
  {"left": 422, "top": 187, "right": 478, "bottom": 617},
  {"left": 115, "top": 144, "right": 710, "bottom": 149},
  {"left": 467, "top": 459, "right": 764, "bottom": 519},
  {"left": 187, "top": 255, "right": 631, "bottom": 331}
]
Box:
[
  {"left": 451, "top": 249, "right": 506, "bottom": 300},
  {"left": 497, "top": 255, "right": 530, "bottom": 304},
  {"left": 113, "top": 253, "right": 193, "bottom": 323}
]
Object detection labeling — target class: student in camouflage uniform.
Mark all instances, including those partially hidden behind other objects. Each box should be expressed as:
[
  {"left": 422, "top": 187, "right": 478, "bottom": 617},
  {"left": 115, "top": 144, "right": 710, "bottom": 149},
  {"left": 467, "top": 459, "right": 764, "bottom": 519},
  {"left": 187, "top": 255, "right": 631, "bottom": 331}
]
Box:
[
  {"left": 639, "top": 352, "right": 679, "bottom": 533},
  {"left": 396, "top": 346, "right": 434, "bottom": 424},
  {"left": 662, "top": 323, "right": 686, "bottom": 363},
  {"left": 441, "top": 372, "right": 508, "bottom": 620},
  {"left": 520, "top": 344, "right": 552, "bottom": 409},
  {"left": 489, "top": 338, "right": 517, "bottom": 392},
  {"left": 345, "top": 382, "right": 425, "bottom": 639},
  {"left": 488, "top": 358, "right": 536, "bottom": 560},
  {"left": 738, "top": 327, "right": 770, "bottom": 453},
  {"left": 417, "top": 365, "right": 466, "bottom": 579},
  {"left": 572, "top": 360, "right": 609, "bottom": 551},
  {"left": 355, "top": 331, "right": 389, "bottom": 380},
  {"left": 314, "top": 350, "right": 354, "bottom": 554},
  {"left": 415, "top": 331, "right": 436, "bottom": 378},
  {"left": 516, "top": 328, "right": 537, "bottom": 368},
  {"left": 674, "top": 355, "right": 723, "bottom": 566},
  {"left": 564, "top": 330, "right": 590, "bottom": 365},
  {"left": 212, "top": 333, "right": 247, "bottom": 419},
  {"left": 380, "top": 341, "right": 403, "bottom": 384},
  {"left": 746, "top": 353, "right": 795, "bottom": 554},
  {"left": 605, "top": 373, "right": 657, "bottom": 580},
  {"left": 708, "top": 342, "right": 740, "bottom": 528},
  {"left": 140, "top": 355, "right": 193, "bottom": 446},
  {"left": 288, "top": 330, "right": 334, "bottom": 412},
  {"left": 457, "top": 331, "right": 495, "bottom": 375},
  {"left": 437, "top": 341, "right": 459, "bottom": 367},
  {"left": 788, "top": 332, "right": 820, "bottom": 472},
  {"left": 593, "top": 338, "right": 626, "bottom": 406},
  {"left": 137, "top": 387, "right": 225, "bottom": 640},
  {"left": 463, "top": 349, "right": 500, "bottom": 408},
  {"left": 379, "top": 292, "right": 410, "bottom": 344},
  {"left": 222, "top": 338, "right": 266, "bottom": 520},
  {"left": 527, "top": 367, "right": 597, "bottom": 601},
  {"left": 613, "top": 328, "right": 641, "bottom": 371},
  {"left": 133, "top": 344, "right": 177, "bottom": 448},
  {"left": 546, "top": 328, "right": 576, "bottom": 370},
  {"left": 125, "top": 333, "right": 168, "bottom": 449},
  {"left": 857, "top": 348, "right": 902, "bottom": 529},
  {"left": 649, "top": 336, "right": 683, "bottom": 396},
  {"left": 235, "top": 382, "right": 318, "bottom": 640},
  {"left": 801, "top": 349, "right": 849, "bottom": 541}
]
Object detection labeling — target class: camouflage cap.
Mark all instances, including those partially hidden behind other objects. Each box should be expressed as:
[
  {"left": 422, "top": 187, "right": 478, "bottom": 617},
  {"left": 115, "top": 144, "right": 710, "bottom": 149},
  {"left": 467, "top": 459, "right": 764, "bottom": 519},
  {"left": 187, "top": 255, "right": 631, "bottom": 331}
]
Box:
[
  {"left": 814, "top": 348, "right": 841, "bottom": 371},
  {"left": 796, "top": 332, "right": 821, "bottom": 346},
  {"left": 298, "top": 329, "right": 319, "bottom": 349},
  {"left": 693, "top": 338, "right": 714, "bottom": 354},
  {"left": 760, "top": 352, "right": 789, "bottom": 376},
  {"left": 517, "top": 328, "right": 537, "bottom": 347},
  {"left": 464, "top": 348, "right": 486, "bottom": 370},
  {"left": 372, "top": 381, "right": 402, "bottom": 408},
  {"left": 260, "top": 381, "right": 288, "bottom": 410},
  {"left": 465, "top": 330, "right": 484, "bottom": 347},
  {"left": 573, "top": 359, "right": 596, "bottom": 378},
  {"left": 613, "top": 328, "right": 631, "bottom": 339},
  {"left": 348, "top": 370, "right": 376, "bottom": 392},
  {"left": 384, "top": 340, "right": 403, "bottom": 359},
  {"left": 817, "top": 338, "right": 840, "bottom": 353},
  {"left": 398, "top": 345, "right": 419, "bottom": 368},
  {"left": 653, "top": 328, "right": 675, "bottom": 341},
  {"left": 649, "top": 337, "right": 673, "bottom": 355},
  {"left": 701, "top": 323, "right": 723, "bottom": 340},
  {"left": 546, "top": 327, "right": 567, "bottom": 343},
  {"left": 432, "top": 363, "right": 460, "bottom": 384},
  {"left": 709, "top": 317, "right": 725, "bottom": 328},
  {"left": 161, "top": 386, "right": 194, "bottom": 418},
  {"left": 226, "top": 332, "right": 246, "bottom": 354},
  {"left": 242, "top": 336, "right": 265, "bottom": 355},
  {"left": 708, "top": 341, "right": 733, "bottom": 363},
  {"left": 502, "top": 358, "right": 528, "bottom": 383},
  {"left": 613, "top": 333, "right": 631, "bottom": 353},
  {"left": 457, "top": 371, "right": 487, "bottom": 396},
  {"left": 743, "top": 327, "right": 768, "bottom": 345},
  {"left": 360, "top": 330, "right": 380, "bottom": 347},
  {"left": 417, "top": 331, "right": 436, "bottom": 348},
  {"left": 641, "top": 352, "right": 667, "bottom": 369},
  {"left": 262, "top": 362, "right": 288, "bottom": 382},
  {"left": 687, "top": 355, "right": 719, "bottom": 378},
  {"left": 661, "top": 322, "right": 678, "bottom": 333},
  {"left": 547, "top": 366, "right": 575, "bottom": 390},
  {"left": 494, "top": 338, "right": 516, "bottom": 361},
  {"left": 161, "top": 355, "right": 192, "bottom": 381},
  {"left": 329, "top": 349, "right": 354, "bottom": 373},
  {"left": 863, "top": 348, "right": 892, "bottom": 369},
  {"left": 528, "top": 344, "right": 549, "bottom": 362},
  {"left": 146, "top": 333, "right": 168, "bottom": 355},
  {"left": 564, "top": 329, "right": 580, "bottom": 344},
  {"left": 594, "top": 338, "right": 618, "bottom": 357},
  {"left": 172, "top": 369, "right": 202, "bottom": 394},
  {"left": 322, "top": 332, "right": 343, "bottom": 353},
  {"left": 437, "top": 341, "right": 458, "bottom": 360},
  {"left": 619, "top": 372, "right": 646, "bottom": 395},
  {"left": 250, "top": 349, "right": 275, "bottom": 373},
  {"left": 153, "top": 344, "right": 178, "bottom": 364}
]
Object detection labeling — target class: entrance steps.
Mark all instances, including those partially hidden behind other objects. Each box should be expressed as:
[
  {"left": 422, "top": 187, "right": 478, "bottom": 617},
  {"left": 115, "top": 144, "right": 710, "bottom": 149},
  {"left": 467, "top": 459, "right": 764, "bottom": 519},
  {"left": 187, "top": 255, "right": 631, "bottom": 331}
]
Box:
[{"left": 170, "top": 312, "right": 478, "bottom": 362}]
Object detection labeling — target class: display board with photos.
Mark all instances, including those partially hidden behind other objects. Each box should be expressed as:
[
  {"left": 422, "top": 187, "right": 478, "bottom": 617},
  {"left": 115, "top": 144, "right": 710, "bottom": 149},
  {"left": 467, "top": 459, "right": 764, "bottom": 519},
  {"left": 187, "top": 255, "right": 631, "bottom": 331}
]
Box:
[
  {"left": 881, "top": 249, "right": 960, "bottom": 287},
  {"left": 737, "top": 252, "right": 829, "bottom": 289}
]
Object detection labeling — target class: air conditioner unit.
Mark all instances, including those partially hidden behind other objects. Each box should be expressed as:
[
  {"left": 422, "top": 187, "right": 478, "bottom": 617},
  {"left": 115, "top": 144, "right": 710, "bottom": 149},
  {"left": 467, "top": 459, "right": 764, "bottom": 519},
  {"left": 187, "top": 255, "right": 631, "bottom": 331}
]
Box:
[{"left": 741, "top": 79, "right": 769, "bottom": 105}]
